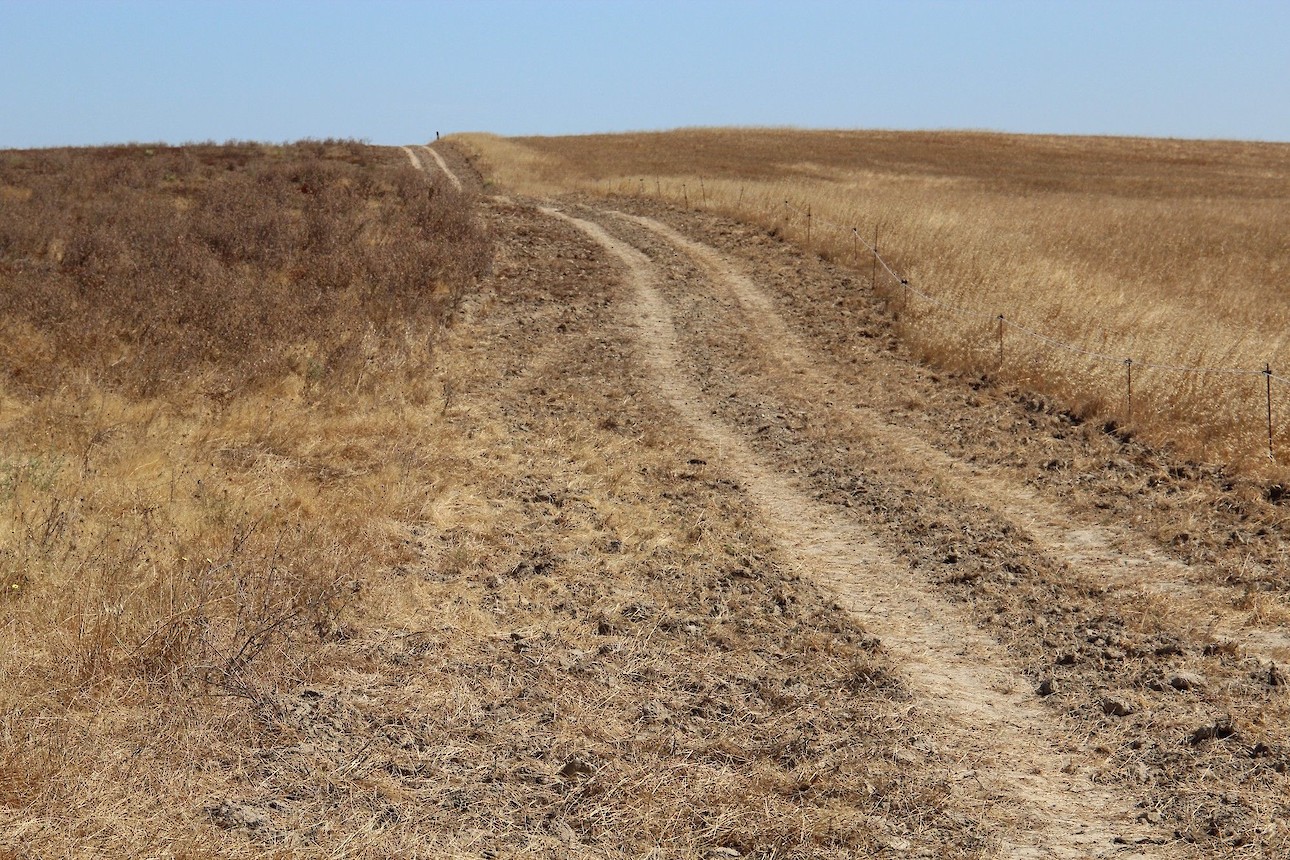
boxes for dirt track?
[322,143,1290,856]
[547,205,1165,857]
[20,139,1290,860]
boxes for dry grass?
[0,144,982,858]
[251,201,982,858]
[0,140,489,850]
[457,128,1290,477]
[0,141,485,395]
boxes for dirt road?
[401,142,463,192]
[548,205,1169,857]
[427,128,1290,852]
[421,143,463,191]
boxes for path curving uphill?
[545,205,1172,859]
[400,143,464,192]
[420,144,463,191]
[398,144,424,170]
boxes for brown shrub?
[0,140,490,397]
[0,140,489,701]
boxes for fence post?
[1266,363,1275,462]
[997,315,1005,369]
[871,224,879,292]
[699,177,706,205]
[683,183,688,208]
[901,278,909,310]
[1125,358,1134,425]
[806,205,812,246]
[655,178,661,197]
[852,227,859,265]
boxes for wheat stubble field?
[2,130,1289,858]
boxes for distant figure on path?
[435,131,440,141]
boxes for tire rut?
[614,211,1290,664]
[400,144,464,192]
[421,144,463,191]
[399,144,425,170]
[544,205,1176,859]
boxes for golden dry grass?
[0,144,986,858]
[0,140,490,851]
[457,128,1290,477]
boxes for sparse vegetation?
[0,140,489,851]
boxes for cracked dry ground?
[208,147,1290,858]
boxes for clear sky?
[2,0,1288,148]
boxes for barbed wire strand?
[642,177,1290,459]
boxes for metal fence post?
[1125,358,1134,425]
[1267,363,1275,461]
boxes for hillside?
[4,133,1290,857]
[463,129,1290,477]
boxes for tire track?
[544,205,1174,859]
[399,145,425,170]
[616,211,1290,663]
[420,144,463,191]
[400,144,464,193]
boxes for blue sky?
[2,0,1288,148]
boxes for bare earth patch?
[546,206,1166,857]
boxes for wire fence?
[609,177,1286,464]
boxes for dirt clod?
[1101,694,1137,717]
[1190,721,1237,744]
[208,800,273,833]
[1169,672,1207,691]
